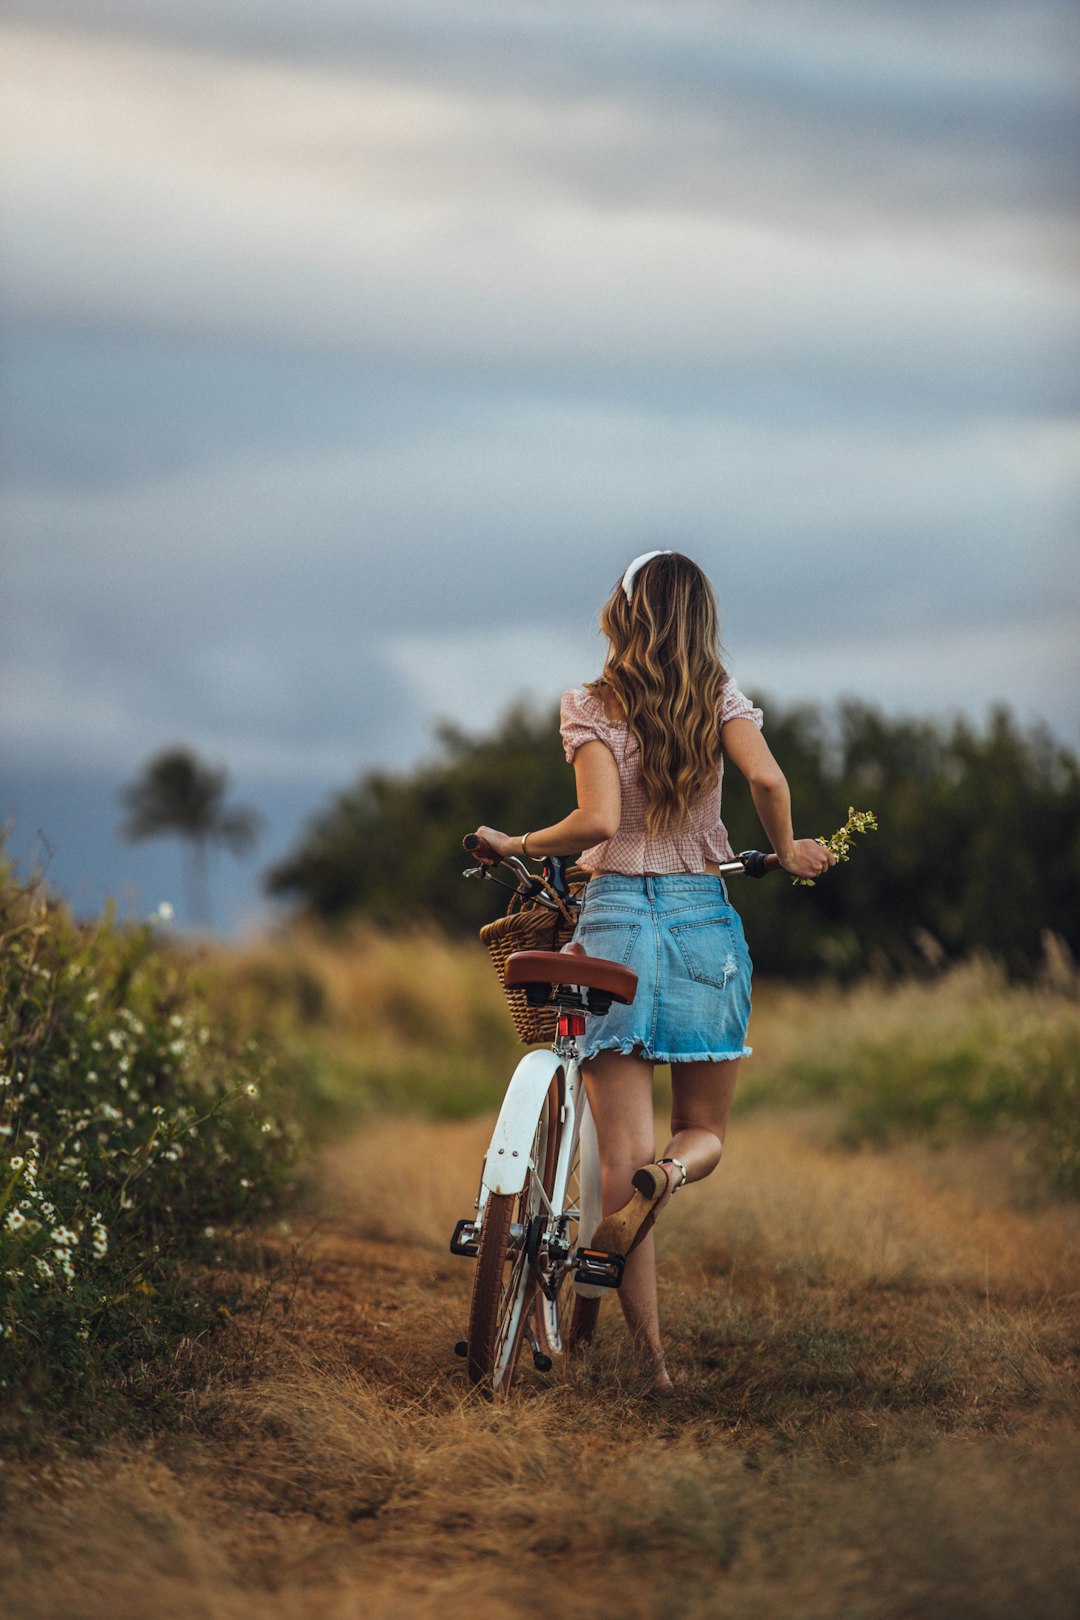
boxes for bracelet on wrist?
[521,830,534,859]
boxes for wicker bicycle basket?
[480,866,588,1044]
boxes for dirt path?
[4,1113,1079,1620]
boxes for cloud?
[3,24,1077,369]
[1,5,1077,808]
[4,394,1077,777]
[387,607,1080,748]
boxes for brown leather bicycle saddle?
[504,949,638,1005]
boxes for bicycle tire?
[467,1073,562,1395]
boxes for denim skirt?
[571,873,753,1063]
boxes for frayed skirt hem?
[576,1039,752,1063]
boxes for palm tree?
[120,749,262,929]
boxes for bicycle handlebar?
[462,834,782,887]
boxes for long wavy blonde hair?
[590,553,729,834]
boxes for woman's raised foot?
[590,1162,670,1258]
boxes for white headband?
[621,549,672,600]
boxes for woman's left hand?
[472,825,518,862]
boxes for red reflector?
[558,1013,587,1038]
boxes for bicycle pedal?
[573,1246,626,1289]
[449,1219,479,1258]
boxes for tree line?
[265,698,1080,979]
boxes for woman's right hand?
[470,826,515,863]
[778,838,836,879]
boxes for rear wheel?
[537,1108,579,1360]
[533,1114,602,1360]
[467,1072,563,1395]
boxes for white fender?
[483,1049,564,1195]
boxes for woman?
[473,551,833,1391]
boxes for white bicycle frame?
[471,1033,604,1378]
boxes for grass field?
[215,927,1080,1197]
[3,924,1078,1617]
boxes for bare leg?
[657,1058,742,1208]
[582,1051,673,1389]
[582,1055,742,1391]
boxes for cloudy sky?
[2,0,1078,931]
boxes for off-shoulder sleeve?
[720,679,764,730]
[560,688,612,763]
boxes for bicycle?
[450,838,779,1397]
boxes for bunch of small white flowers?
[792,806,879,887]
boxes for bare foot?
[650,1366,675,1396]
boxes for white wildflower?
[244,1083,258,1099]
[155,901,174,922]
[5,1210,26,1231]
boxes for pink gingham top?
[560,681,764,874]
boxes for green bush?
[0,867,300,1422]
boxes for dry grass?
[209,930,1080,1195]
[5,1106,1078,1619]
[206,923,519,1123]
[740,959,1080,1194]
